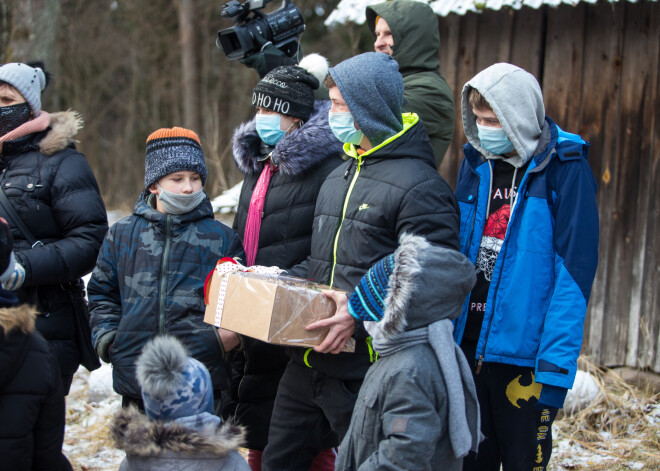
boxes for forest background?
[0,0,369,209]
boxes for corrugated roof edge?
[324,0,656,26]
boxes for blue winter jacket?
[88,191,244,398]
[453,117,599,390]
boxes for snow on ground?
[63,364,659,470]
[64,366,124,470]
[66,209,658,469]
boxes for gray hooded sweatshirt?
[462,63,546,168]
[336,234,481,471]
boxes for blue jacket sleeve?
[535,155,599,390]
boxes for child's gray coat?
[336,234,481,470]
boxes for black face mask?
[0,103,32,137]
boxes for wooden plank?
[509,6,544,81]
[572,2,625,365]
[474,8,514,69]
[620,0,657,369]
[598,0,656,367]
[636,1,660,372]
[542,3,586,132]
[438,13,463,183]
[440,11,480,186]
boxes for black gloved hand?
[240,42,297,78]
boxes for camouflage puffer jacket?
[88,191,244,398]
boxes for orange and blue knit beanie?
[144,127,207,188]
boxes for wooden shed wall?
[437,0,660,371]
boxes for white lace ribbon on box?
[213,259,283,327]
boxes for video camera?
[217,0,305,61]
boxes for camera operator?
[218,0,304,78]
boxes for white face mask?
[155,184,206,214]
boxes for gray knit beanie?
[144,127,207,188]
[252,65,319,120]
[328,52,404,147]
[0,63,47,115]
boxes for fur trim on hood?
[232,100,342,177]
[111,407,246,457]
[0,304,37,335]
[38,111,83,156]
[379,233,427,336]
[367,234,476,338]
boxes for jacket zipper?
[471,162,494,374]
[329,156,362,287]
[158,215,172,334]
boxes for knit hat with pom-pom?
[144,127,207,188]
[251,54,328,121]
[137,336,214,421]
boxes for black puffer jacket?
[232,100,344,267]
[0,111,108,392]
[0,300,67,471]
[288,114,460,380]
[229,100,343,450]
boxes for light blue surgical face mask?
[256,113,286,146]
[477,123,515,155]
[328,111,364,145]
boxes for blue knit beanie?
[144,127,207,188]
[0,62,47,115]
[328,52,404,146]
[137,336,214,421]
[348,253,396,322]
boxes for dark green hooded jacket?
[366,0,455,167]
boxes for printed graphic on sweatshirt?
[463,160,526,345]
[475,203,511,281]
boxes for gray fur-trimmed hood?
[232,100,342,177]
[38,111,83,156]
[368,234,476,338]
[111,407,245,457]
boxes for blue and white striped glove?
[4,261,25,291]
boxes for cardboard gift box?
[204,261,355,352]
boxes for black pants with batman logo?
[461,342,559,471]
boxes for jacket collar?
[232,100,342,177]
[111,407,245,457]
[0,303,36,335]
[343,113,435,170]
[1,111,82,157]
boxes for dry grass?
[63,370,124,471]
[63,360,660,471]
[550,357,660,470]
